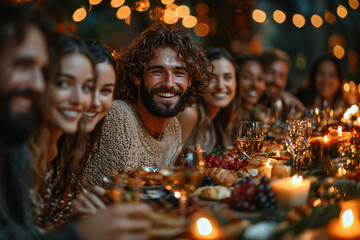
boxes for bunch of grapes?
[225,177,276,212]
[200,176,215,187]
[204,152,249,171]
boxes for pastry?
[195,185,231,200]
[205,167,238,187]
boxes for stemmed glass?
[159,166,204,224]
[236,121,264,163]
[284,120,312,173]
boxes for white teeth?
[247,91,258,97]
[63,110,78,118]
[85,112,97,117]
[214,93,227,98]
[157,92,176,98]
[13,96,32,109]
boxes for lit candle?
[271,174,311,210]
[190,215,222,239]
[271,162,291,178]
[258,162,273,179]
[328,200,360,240]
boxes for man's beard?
[0,88,42,146]
[139,81,188,118]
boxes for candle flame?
[174,191,181,199]
[324,135,328,143]
[313,199,322,207]
[196,217,213,236]
[338,126,343,136]
[315,108,319,115]
[265,162,270,167]
[342,209,354,228]
[292,174,303,184]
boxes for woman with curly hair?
[177,48,240,153]
[83,23,212,187]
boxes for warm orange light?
[338,126,343,136]
[337,5,348,18]
[349,0,359,9]
[324,135,328,143]
[110,0,124,8]
[161,0,174,5]
[72,7,87,22]
[344,83,350,92]
[311,14,323,28]
[293,14,305,28]
[116,5,131,19]
[325,11,336,24]
[165,185,171,191]
[313,199,322,207]
[174,191,181,199]
[135,0,150,12]
[342,209,354,227]
[273,10,286,24]
[292,174,303,185]
[163,9,178,24]
[149,6,163,20]
[196,2,209,15]
[333,45,345,59]
[176,5,190,18]
[194,23,209,37]
[89,0,102,5]
[252,9,267,23]
[196,218,213,236]
[182,15,197,28]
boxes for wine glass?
[236,121,264,163]
[284,120,312,173]
[159,166,204,224]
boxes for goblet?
[236,121,264,163]
[284,120,312,173]
[159,166,204,223]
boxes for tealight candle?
[190,213,222,239]
[271,174,311,210]
[271,162,291,178]
[258,162,273,179]
[328,200,360,240]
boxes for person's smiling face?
[85,62,115,132]
[202,57,237,114]
[239,60,265,106]
[315,60,340,102]
[137,47,191,118]
[48,52,95,134]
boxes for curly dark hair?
[115,22,212,107]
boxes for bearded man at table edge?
[82,23,212,188]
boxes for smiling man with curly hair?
[83,23,212,187]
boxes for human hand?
[75,203,152,240]
[73,186,108,217]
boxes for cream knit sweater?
[83,100,182,188]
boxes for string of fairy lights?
[251,0,359,60]
[72,0,213,37]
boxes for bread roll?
[199,186,231,200]
[205,168,238,187]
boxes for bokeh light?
[333,45,345,59]
[194,23,209,37]
[273,10,286,24]
[165,3,178,11]
[182,15,197,28]
[110,0,124,8]
[149,6,163,20]
[116,5,131,20]
[196,2,209,15]
[295,54,307,70]
[311,14,323,28]
[337,5,348,18]
[89,0,102,5]
[135,0,150,12]
[176,5,190,18]
[73,7,87,22]
[292,13,306,28]
[325,11,336,24]
[252,9,266,23]
[161,0,174,5]
[163,9,179,24]
[349,0,359,9]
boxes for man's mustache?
[150,87,183,95]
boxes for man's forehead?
[146,47,186,68]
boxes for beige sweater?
[83,100,182,188]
